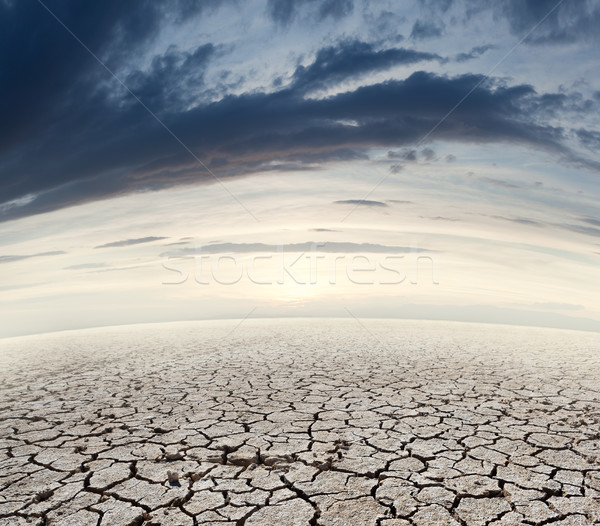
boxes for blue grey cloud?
[410,20,444,40]
[496,0,600,45]
[292,40,443,93]
[576,128,600,149]
[563,224,600,238]
[492,216,542,226]
[581,217,600,227]
[455,44,495,62]
[266,0,353,25]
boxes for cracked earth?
[0,319,599,526]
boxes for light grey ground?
[0,319,599,526]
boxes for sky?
[1,0,599,337]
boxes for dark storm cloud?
[95,237,168,249]
[0,64,580,223]
[0,251,66,264]
[334,200,388,207]
[266,0,353,25]
[0,2,597,222]
[0,0,226,157]
[0,0,227,216]
[292,40,442,92]
[1,67,586,221]
[125,44,216,111]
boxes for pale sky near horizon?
[1,0,599,337]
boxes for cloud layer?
[0,0,598,224]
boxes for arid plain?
[1,319,599,526]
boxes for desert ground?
[0,319,599,526]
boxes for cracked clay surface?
[0,319,599,526]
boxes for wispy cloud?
[492,216,542,226]
[421,216,459,221]
[334,199,388,207]
[95,236,167,249]
[532,302,584,311]
[479,177,521,189]
[563,224,600,238]
[64,262,107,270]
[162,241,433,257]
[164,241,191,246]
[580,216,600,227]
[87,264,150,274]
[454,44,495,62]
[0,281,48,291]
[0,250,66,264]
